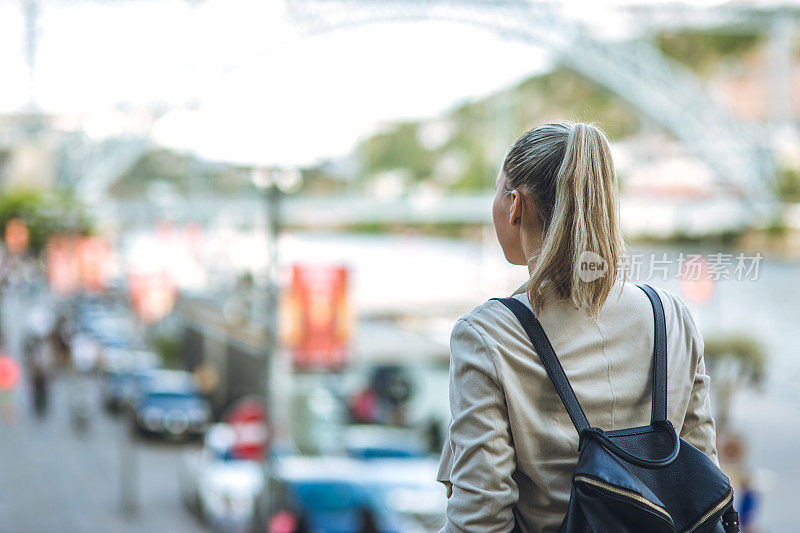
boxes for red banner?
[46,234,111,295]
[283,264,352,371]
[4,218,29,255]
[128,269,177,324]
[46,234,79,295]
[76,236,111,292]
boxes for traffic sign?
[222,396,269,461]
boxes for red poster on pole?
[46,234,112,294]
[283,264,351,371]
[4,218,29,255]
[76,236,111,292]
[46,234,79,295]
[128,269,177,324]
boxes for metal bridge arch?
[287,0,774,204]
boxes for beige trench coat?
[436,277,719,533]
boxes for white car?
[178,424,264,532]
[356,457,446,532]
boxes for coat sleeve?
[436,423,454,498]
[672,295,720,467]
[439,317,519,533]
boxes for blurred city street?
[1,0,800,531]
[0,378,205,533]
[0,286,205,533]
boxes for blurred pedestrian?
[739,473,759,532]
[27,335,54,419]
[349,387,378,424]
[31,364,48,418]
[371,365,412,426]
[0,352,20,422]
[425,418,443,454]
[69,331,99,373]
[356,505,379,533]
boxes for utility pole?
[251,167,302,519]
[21,0,42,137]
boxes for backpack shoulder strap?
[636,283,668,423]
[490,296,590,433]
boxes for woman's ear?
[509,189,523,226]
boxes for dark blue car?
[103,369,152,412]
[131,370,211,440]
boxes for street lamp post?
[251,166,302,521]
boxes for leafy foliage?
[704,333,766,388]
[359,122,435,183]
[774,166,800,202]
[151,332,182,370]
[353,67,641,194]
[704,332,766,431]
[0,188,93,255]
[109,149,247,198]
[656,31,763,74]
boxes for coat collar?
[511,278,529,296]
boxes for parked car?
[343,424,429,460]
[341,362,450,454]
[342,425,445,531]
[359,458,445,532]
[131,370,211,439]
[75,306,137,350]
[101,348,160,374]
[179,424,264,532]
[100,351,161,413]
[257,456,426,533]
[102,367,155,413]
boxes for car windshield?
[144,392,197,403]
[289,481,383,513]
[347,447,426,460]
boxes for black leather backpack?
[490,283,740,533]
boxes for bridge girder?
[286,0,775,207]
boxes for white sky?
[0,0,762,166]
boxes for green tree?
[774,166,800,202]
[656,31,763,74]
[358,122,436,184]
[704,334,766,432]
[0,188,93,255]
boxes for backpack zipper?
[684,487,734,533]
[576,474,734,533]
[574,475,673,523]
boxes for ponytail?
[502,121,625,318]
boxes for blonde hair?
[502,121,626,318]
